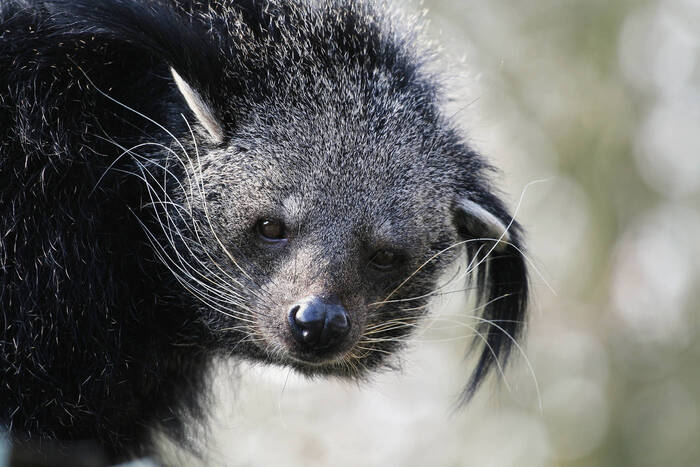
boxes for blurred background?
[199,1,700,466]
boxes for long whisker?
[378,178,555,306]
[370,244,485,308]
[468,315,542,412]
[104,139,260,306]
[77,65,269,318]
[129,161,261,320]
[183,115,258,284]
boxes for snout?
[287,296,351,357]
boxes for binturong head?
[60,0,529,401]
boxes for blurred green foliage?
[422,0,700,465]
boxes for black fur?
[0,0,529,461]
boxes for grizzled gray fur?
[0,0,528,462]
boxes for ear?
[455,198,512,250]
[171,68,224,144]
[453,194,529,403]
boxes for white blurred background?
[199,1,700,465]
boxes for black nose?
[288,296,351,350]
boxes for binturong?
[0,0,529,462]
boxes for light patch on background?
[619,3,700,97]
[622,381,700,466]
[543,378,608,461]
[522,177,591,294]
[634,98,700,199]
[531,330,608,390]
[456,411,550,467]
[620,2,700,198]
[611,205,700,346]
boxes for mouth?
[280,342,374,377]
[285,342,355,368]
[285,344,354,367]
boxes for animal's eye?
[256,219,287,242]
[370,249,401,270]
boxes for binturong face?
[177,98,462,376]
[153,62,529,400]
[126,0,529,401]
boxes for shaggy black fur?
[0,0,529,462]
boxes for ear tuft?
[456,198,511,250]
[171,68,224,144]
[454,196,529,404]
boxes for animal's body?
[0,0,528,462]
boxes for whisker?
[132,176,260,321]
[468,315,542,412]
[184,115,258,285]
[133,160,256,304]
[77,66,269,320]
[376,178,555,307]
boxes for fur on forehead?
[48,0,437,131]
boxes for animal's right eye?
[370,249,402,270]
[256,219,287,243]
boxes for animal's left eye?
[370,249,401,270]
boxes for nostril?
[324,308,350,340]
[288,303,324,345]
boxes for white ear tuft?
[170,68,224,144]
[457,198,511,250]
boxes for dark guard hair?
[0,0,529,461]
